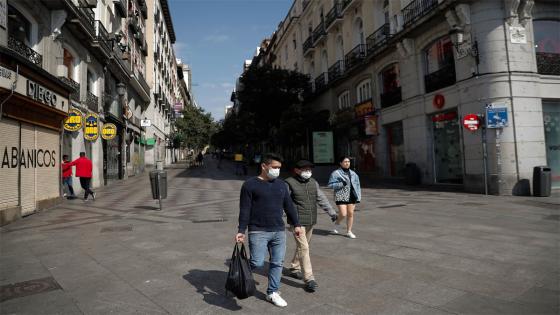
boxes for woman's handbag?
[225,242,256,299]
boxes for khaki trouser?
[290,226,314,282]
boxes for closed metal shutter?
[35,127,59,203]
[20,123,36,215]
[0,119,20,210]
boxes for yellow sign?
[101,123,117,140]
[84,113,99,141]
[63,108,83,132]
[234,154,243,162]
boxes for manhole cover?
[191,219,227,223]
[100,225,133,233]
[544,215,560,221]
[0,277,61,302]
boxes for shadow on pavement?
[182,270,242,311]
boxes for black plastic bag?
[225,242,256,299]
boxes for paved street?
[1,157,559,315]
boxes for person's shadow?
[182,269,242,311]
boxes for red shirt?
[71,156,93,178]
[62,161,73,178]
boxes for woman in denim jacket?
[327,156,361,238]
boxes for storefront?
[386,122,405,177]
[354,100,377,173]
[103,113,124,185]
[0,55,72,225]
[543,100,560,188]
[431,110,463,184]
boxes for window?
[356,79,371,103]
[87,70,96,95]
[63,49,75,80]
[338,90,350,110]
[380,63,400,93]
[293,34,297,50]
[534,20,560,54]
[425,36,454,74]
[8,5,31,46]
[354,18,365,46]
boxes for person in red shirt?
[61,155,76,199]
[71,152,95,201]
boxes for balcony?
[314,73,328,93]
[325,2,344,31]
[77,0,95,30]
[312,22,327,45]
[341,0,360,14]
[86,91,99,112]
[402,0,438,27]
[58,77,80,102]
[366,23,391,55]
[424,63,456,93]
[328,60,345,83]
[302,0,311,11]
[380,87,402,109]
[303,35,314,56]
[93,20,112,55]
[7,36,42,67]
[536,52,560,75]
[113,0,126,17]
[344,44,366,71]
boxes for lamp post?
[116,82,127,179]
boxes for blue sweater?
[238,176,300,233]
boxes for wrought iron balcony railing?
[536,52,560,75]
[366,23,391,55]
[325,2,344,29]
[402,0,438,27]
[7,36,42,67]
[59,76,80,102]
[77,0,95,29]
[303,35,314,54]
[380,86,402,109]
[312,22,326,44]
[344,44,366,71]
[86,91,99,112]
[341,0,354,12]
[424,63,456,93]
[302,0,311,11]
[328,60,344,83]
[93,20,112,53]
[314,72,328,93]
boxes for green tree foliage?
[173,105,216,150]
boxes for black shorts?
[336,194,359,205]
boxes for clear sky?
[168,0,293,121]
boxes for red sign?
[463,114,480,131]
[432,111,457,122]
[433,94,445,109]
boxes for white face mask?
[267,167,280,179]
[300,170,312,180]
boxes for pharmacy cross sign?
[463,114,480,131]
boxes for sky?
[168,0,293,121]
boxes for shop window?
[534,20,560,75]
[380,63,402,108]
[356,79,371,104]
[424,36,456,93]
[431,110,463,184]
[338,90,350,110]
[542,101,560,188]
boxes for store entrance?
[431,111,463,184]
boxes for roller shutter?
[0,119,20,210]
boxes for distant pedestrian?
[61,155,76,199]
[328,156,361,238]
[285,159,337,293]
[197,152,204,166]
[71,152,95,201]
[235,153,302,308]
[234,153,244,175]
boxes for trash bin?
[533,166,551,197]
[149,170,168,199]
[405,163,421,185]
[156,160,164,170]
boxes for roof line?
[160,0,176,43]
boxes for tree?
[174,105,216,151]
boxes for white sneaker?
[332,223,341,234]
[346,231,356,239]
[266,291,287,307]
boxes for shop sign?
[354,101,374,118]
[84,113,99,141]
[101,123,117,140]
[27,80,57,107]
[2,147,56,168]
[312,131,334,164]
[432,111,457,122]
[433,94,445,109]
[63,108,84,132]
[463,114,480,131]
[364,115,378,136]
[486,105,508,128]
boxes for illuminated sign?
[101,123,117,140]
[63,108,83,132]
[354,101,374,118]
[84,113,99,141]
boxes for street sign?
[141,119,151,127]
[463,114,480,131]
[486,105,508,128]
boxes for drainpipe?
[0,65,19,121]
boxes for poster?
[312,131,334,164]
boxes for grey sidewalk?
[1,157,559,314]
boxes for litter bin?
[533,166,551,197]
[156,160,164,170]
[405,163,421,185]
[149,170,168,199]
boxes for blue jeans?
[248,231,286,295]
[63,177,75,196]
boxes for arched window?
[336,35,344,61]
[338,90,350,110]
[353,18,365,46]
[356,78,372,103]
[63,48,81,82]
[321,50,329,74]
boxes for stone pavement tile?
[436,272,534,301]
[441,292,555,315]
[381,247,447,264]
[73,290,168,315]
[514,286,560,314]
[429,254,511,278]
[0,260,51,287]
[0,288,81,314]
[294,303,357,315]
[404,284,467,307]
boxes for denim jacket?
[327,168,361,202]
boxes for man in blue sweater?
[235,153,302,308]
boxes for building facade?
[256,0,559,195]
